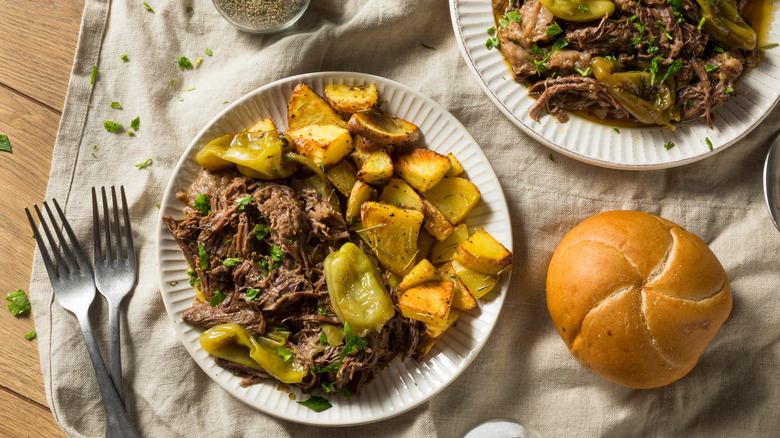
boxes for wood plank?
[0,0,84,110]
[0,85,59,407]
[0,387,65,438]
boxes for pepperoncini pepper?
[199,323,306,383]
[591,57,677,129]
[696,0,756,50]
[323,243,396,337]
[538,0,615,22]
[195,131,296,179]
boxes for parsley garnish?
[222,258,241,267]
[6,290,31,315]
[725,87,734,95]
[134,158,152,168]
[420,43,436,50]
[0,135,12,153]
[578,4,590,13]
[24,329,36,341]
[311,362,341,373]
[575,66,591,77]
[198,242,209,271]
[194,194,210,214]
[186,86,196,92]
[316,307,327,316]
[169,78,175,87]
[274,327,287,332]
[143,2,155,13]
[760,43,779,50]
[236,195,252,211]
[188,268,198,286]
[486,37,500,50]
[177,56,193,69]
[498,10,522,28]
[705,64,719,73]
[177,96,184,102]
[525,35,568,75]
[297,396,332,412]
[121,54,129,62]
[277,347,294,362]
[209,290,224,307]
[319,333,328,345]
[186,6,193,13]
[104,121,122,132]
[613,128,621,134]
[697,17,706,31]
[245,288,261,300]
[270,245,284,265]
[90,66,98,85]
[255,223,270,240]
[548,153,555,162]
[663,141,675,150]
[339,322,367,360]
[660,60,683,84]
[705,137,713,150]
[546,22,563,36]
[110,102,122,109]
[131,116,140,131]
[258,259,269,276]
[711,42,726,53]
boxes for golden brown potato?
[361,201,425,274]
[395,149,452,193]
[324,84,379,113]
[416,229,436,264]
[422,200,454,241]
[399,259,440,292]
[452,228,513,275]
[325,160,358,197]
[437,262,477,310]
[357,150,393,185]
[347,109,420,145]
[379,177,423,211]
[422,177,481,225]
[429,223,469,264]
[346,180,376,224]
[452,260,499,299]
[248,118,277,133]
[425,308,460,339]
[287,84,347,129]
[398,281,454,327]
[446,152,464,177]
[351,146,372,169]
[287,124,354,167]
[355,135,387,153]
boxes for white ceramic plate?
[450,0,780,169]
[156,72,513,426]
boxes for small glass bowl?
[211,0,310,34]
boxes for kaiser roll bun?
[546,210,731,389]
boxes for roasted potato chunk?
[347,109,420,145]
[346,180,376,224]
[248,118,277,133]
[325,160,358,196]
[429,223,469,264]
[399,259,440,292]
[422,199,454,241]
[416,229,436,264]
[452,228,513,275]
[324,84,379,113]
[446,153,464,177]
[360,201,424,275]
[379,177,423,211]
[355,135,390,154]
[425,308,460,338]
[357,150,393,185]
[287,124,354,167]
[398,281,454,327]
[395,149,452,193]
[422,177,481,225]
[351,146,372,169]
[437,262,477,311]
[452,260,499,299]
[287,84,347,129]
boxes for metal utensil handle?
[76,310,139,438]
[109,300,125,404]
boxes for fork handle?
[76,311,139,438]
[108,300,126,404]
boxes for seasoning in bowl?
[212,0,310,34]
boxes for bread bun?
[546,210,731,389]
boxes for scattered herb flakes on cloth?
[6,290,31,316]
[177,56,193,69]
[104,120,123,132]
[143,1,155,13]
[131,116,140,131]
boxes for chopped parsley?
[575,66,591,77]
[663,141,676,150]
[104,120,122,133]
[297,396,332,412]
[277,346,294,362]
[187,268,198,286]
[498,10,522,28]
[578,4,590,13]
[6,290,31,316]
[90,66,98,85]
[270,245,285,265]
[725,87,735,95]
[209,290,224,307]
[177,56,193,69]
[169,78,175,87]
[236,195,253,211]
[659,60,683,84]
[131,116,140,131]
[186,6,193,13]
[245,288,261,300]
[486,37,500,50]
[316,307,327,316]
[169,281,178,286]
[705,137,713,150]
[194,194,211,214]
[546,22,563,36]
[705,64,719,73]
[0,134,12,153]
[143,2,155,13]
[121,54,129,62]
[419,43,436,50]
[24,329,37,341]
[222,258,241,267]
[613,128,621,134]
[186,86,196,92]
[548,153,555,162]
[255,223,270,240]
[134,158,152,168]
[198,242,209,271]
[526,35,569,75]
[697,17,706,31]
[110,101,122,109]
[339,322,367,360]
[311,362,341,373]
[177,96,184,102]
[319,333,328,345]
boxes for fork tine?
[120,186,135,264]
[111,186,123,259]
[26,207,59,280]
[101,187,113,260]
[52,198,93,274]
[92,187,102,261]
[43,201,79,271]
[34,204,71,276]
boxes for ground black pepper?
[213,0,308,33]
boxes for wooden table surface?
[0,1,84,436]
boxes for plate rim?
[449,0,780,170]
[155,71,514,426]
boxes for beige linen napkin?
[30,0,780,436]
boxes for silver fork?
[92,186,136,408]
[26,200,139,438]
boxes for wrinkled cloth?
[30,0,780,436]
